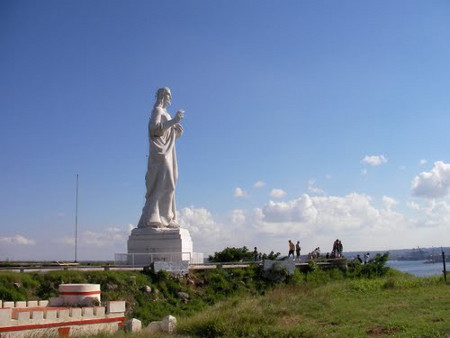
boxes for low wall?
[0,285,125,338]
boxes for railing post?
[442,249,447,282]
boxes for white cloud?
[262,194,317,223]
[57,236,75,246]
[382,196,398,210]
[411,161,450,198]
[230,209,246,225]
[407,201,420,211]
[84,227,130,246]
[253,181,265,189]
[165,186,450,254]
[257,193,410,237]
[419,159,427,166]
[0,235,36,245]
[270,189,287,198]
[308,179,324,194]
[56,226,132,247]
[234,187,248,198]
[42,186,450,260]
[178,207,237,253]
[180,196,450,254]
[362,154,388,166]
[425,200,450,227]
[179,207,216,230]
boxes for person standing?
[288,240,295,259]
[364,252,370,264]
[253,247,259,261]
[337,239,343,258]
[295,241,301,260]
[332,239,338,257]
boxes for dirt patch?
[367,326,400,336]
[317,321,339,326]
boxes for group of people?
[308,240,345,260]
[290,239,345,261]
[255,239,373,264]
[355,252,371,264]
[288,240,302,260]
[331,239,343,258]
[308,247,321,260]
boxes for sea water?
[387,260,446,277]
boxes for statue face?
[163,90,172,106]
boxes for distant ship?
[424,248,444,264]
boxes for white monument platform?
[126,227,202,265]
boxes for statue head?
[154,87,172,108]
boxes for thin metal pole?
[442,248,447,283]
[75,174,79,263]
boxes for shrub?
[208,247,254,262]
[0,286,26,301]
[261,251,281,260]
[209,246,281,262]
[359,253,390,278]
[287,269,305,285]
[0,272,40,300]
[347,252,390,278]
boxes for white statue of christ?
[137,87,184,228]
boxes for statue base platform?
[127,227,202,265]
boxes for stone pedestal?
[127,227,193,265]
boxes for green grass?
[1,262,450,337]
[0,266,269,326]
[175,272,450,337]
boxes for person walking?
[288,240,295,259]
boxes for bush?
[287,269,305,285]
[208,247,254,262]
[0,272,41,300]
[347,253,390,278]
[209,246,281,262]
[359,253,390,278]
[261,251,281,260]
[0,286,26,301]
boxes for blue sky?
[2,0,450,260]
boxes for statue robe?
[137,107,181,228]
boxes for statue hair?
[154,87,170,108]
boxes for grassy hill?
[176,271,450,337]
[0,256,449,337]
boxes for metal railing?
[114,252,204,265]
